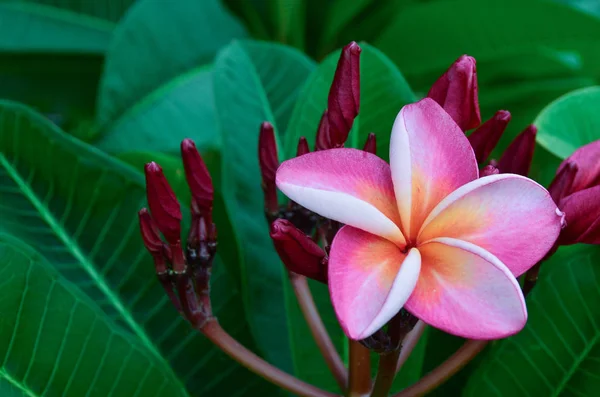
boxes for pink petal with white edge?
[389,98,478,241]
[418,174,562,277]
[329,226,420,340]
[405,238,527,339]
[276,148,405,245]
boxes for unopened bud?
[144,162,182,245]
[328,42,361,147]
[428,55,481,131]
[558,186,600,245]
[549,161,578,204]
[480,164,500,177]
[181,139,213,216]
[270,219,327,283]
[258,122,279,215]
[315,110,332,151]
[468,110,511,163]
[296,137,310,157]
[496,125,537,176]
[363,133,376,154]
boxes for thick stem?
[290,273,348,390]
[392,340,487,397]
[396,321,427,374]
[347,340,372,397]
[202,320,340,397]
[370,350,400,397]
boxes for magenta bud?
[144,162,182,245]
[181,139,213,215]
[558,186,600,245]
[270,219,327,283]
[363,133,376,154]
[138,208,163,254]
[496,125,537,176]
[428,55,481,131]
[556,139,600,194]
[480,164,500,177]
[296,137,310,157]
[258,122,279,214]
[468,110,511,163]
[549,161,578,204]
[327,42,361,147]
[315,110,332,151]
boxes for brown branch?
[396,321,427,374]
[347,340,372,397]
[290,273,348,390]
[202,320,340,397]
[391,340,488,397]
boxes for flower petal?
[390,98,478,240]
[329,226,420,340]
[418,174,562,277]
[406,238,527,339]
[276,148,405,245]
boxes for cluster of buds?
[139,139,217,328]
[428,55,537,178]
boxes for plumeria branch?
[289,272,348,389]
[395,321,427,374]
[347,340,372,397]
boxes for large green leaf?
[283,42,416,161]
[535,86,600,159]
[214,40,316,373]
[96,0,247,128]
[2,0,136,22]
[464,244,600,396]
[0,2,112,53]
[0,101,276,396]
[0,236,186,396]
[95,65,218,155]
[376,0,600,81]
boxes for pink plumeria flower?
[276,98,563,340]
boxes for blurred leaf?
[535,86,600,159]
[271,0,306,50]
[2,0,137,22]
[214,40,315,373]
[96,0,247,128]
[0,101,277,396]
[376,0,600,81]
[95,65,218,155]
[0,2,112,53]
[284,42,416,161]
[0,235,186,396]
[464,244,600,396]
[551,0,600,17]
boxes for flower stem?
[347,340,372,396]
[201,320,340,397]
[290,272,348,390]
[391,340,487,397]
[396,321,427,374]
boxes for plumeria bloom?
[276,98,563,340]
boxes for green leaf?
[535,86,600,159]
[284,42,416,161]
[270,0,306,50]
[96,0,247,127]
[464,244,600,396]
[0,101,277,396]
[214,40,315,372]
[2,0,136,22]
[0,235,186,396]
[0,2,112,53]
[95,65,219,155]
[375,0,600,81]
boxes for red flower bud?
[258,122,279,214]
[315,110,332,151]
[549,161,578,204]
[496,125,537,176]
[557,140,600,194]
[558,185,600,245]
[428,55,481,131]
[328,42,361,147]
[181,139,213,215]
[144,162,181,245]
[270,219,327,283]
[363,133,376,154]
[468,110,511,163]
[480,164,500,177]
[296,137,310,157]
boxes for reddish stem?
[290,273,348,390]
[396,321,427,374]
[201,320,340,397]
[347,340,372,397]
